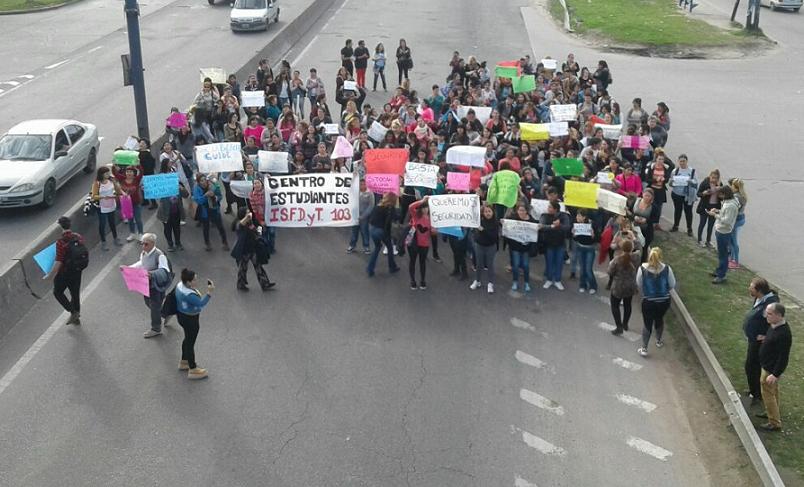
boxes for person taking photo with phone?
[175,269,213,380]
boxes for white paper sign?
[594,123,623,140]
[541,59,558,70]
[332,136,354,159]
[429,194,481,228]
[241,91,265,108]
[549,104,577,122]
[446,145,486,168]
[196,142,243,173]
[573,223,593,237]
[457,105,492,125]
[199,67,226,84]
[529,198,566,220]
[264,173,360,227]
[502,219,540,244]
[258,150,289,174]
[404,162,439,189]
[367,121,388,142]
[672,175,690,187]
[595,172,615,184]
[548,121,569,137]
[596,189,627,216]
[229,180,254,199]
[123,136,140,151]
[343,80,358,91]
[323,123,340,135]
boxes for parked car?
[761,0,802,11]
[0,119,100,208]
[229,0,279,31]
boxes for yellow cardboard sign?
[520,123,550,141]
[564,181,600,209]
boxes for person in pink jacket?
[614,163,642,197]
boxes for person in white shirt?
[126,233,172,338]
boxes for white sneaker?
[137,233,143,242]
[637,347,649,357]
[579,288,586,293]
[382,246,388,255]
[126,233,137,242]
[543,280,553,289]
[162,315,175,327]
[656,340,665,348]
[469,280,481,290]
[143,329,162,338]
[589,289,597,295]
[393,245,399,255]
[487,283,494,294]
[554,282,565,291]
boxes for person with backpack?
[126,233,174,338]
[636,247,676,357]
[43,216,88,326]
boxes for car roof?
[7,119,82,135]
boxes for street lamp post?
[124,0,150,141]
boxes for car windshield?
[234,0,266,9]
[0,134,52,161]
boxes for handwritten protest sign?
[619,135,650,150]
[323,123,340,135]
[343,80,357,92]
[196,142,243,173]
[446,171,470,191]
[573,223,593,237]
[520,123,550,141]
[594,123,623,139]
[595,171,615,184]
[548,122,569,137]
[564,181,600,209]
[33,242,56,274]
[143,173,179,199]
[258,150,289,174]
[446,145,486,168]
[502,219,540,244]
[671,174,690,187]
[113,150,140,166]
[541,58,558,70]
[199,67,226,84]
[120,266,150,297]
[550,104,578,122]
[364,148,408,174]
[241,90,264,108]
[332,136,354,159]
[367,121,388,142]
[551,158,584,177]
[596,189,627,215]
[166,112,187,129]
[123,136,140,151]
[404,162,439,189]
[365,174,400,195]
[457,105,492,125]
[230,180,254,199]
[429,194,480,228]
[529,199,566,220]
[495,65,519,78]
[512,75,536,94]
[264,174,359,227]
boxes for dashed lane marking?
[597,321,640,342]
[513,426,567,456]
[19,75,34,79]
[615,394,657,413]
[1,81,20,86]
[44,59,70,70]
[87,46,104,54]
[626,436,673,461]
[520,389,565,416]
[510,318,549,338]
[612,356,643,372]
[515,350,545,369]
[514,475,539,486]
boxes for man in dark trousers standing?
[742,277,778,405]
[340,39,354,76]
[757,302,793,432]
[44,216,88,326]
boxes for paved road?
[0,0,757,485]
[0,0,315,262]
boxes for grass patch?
[0,0,67,11]
[559,0,746,46]
[655,231,804,482]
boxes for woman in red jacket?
[406,196,432,290]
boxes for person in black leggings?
[396,38,412,85]
[695,169,722,248]
[175,268,213,380]
[608,239,640,335]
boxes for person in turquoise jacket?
[175,268,213,380]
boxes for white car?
[761,0,802,11]
[230,0,279,32]
[0,119,100,208]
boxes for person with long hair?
[91,166,122,250]
[539,201,571,290]
[636,247,676,357]
[696,169,722,248]
[405,197,432,290]
[505,203,537,292]
[669,154,696,236]
[608,239,640,335]
[470,204,498,294]
[632,188,658,262]
[396,38,412,85]
[572,210,598,294]
[367,192,400,277]
[710,186,739,284]
[230,208,274,291]
[728,178,747,269]
[175,268,213,380]
[192,174,229,251]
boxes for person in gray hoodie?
[348,179,375,254]
[710,186,739,284]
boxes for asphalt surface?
[0,0,761,485]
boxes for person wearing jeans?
[505,204,537,292]
[539,202,571,290]
[91,166,122,251]
[406,198,431,290]
[175,268,213,380]
[372,43,387,91]
[193,175,229,252]
[158,186,186,252]
[669,155,696,235]
[710,186,738,284]
[367,193,399,277]
[348,180,375,254]
[572,210,598,293]
[469,205,498,294]
[728,178,747,268]
[636,247,676,357]
[696,169,722,247]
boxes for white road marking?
[596,295,611,305]
[514,475,539,487]
[520,389,564,416]
[515,350,546,369]
[290,0,350,66]
[597,321,640,342]
[616,394,657,413]
[0,213,158,397]
[1,81,20,86]
[612,357,643,371]
[519,428,566,456]
[626,436,673,461]
[87,46,104,54]
[594,270,608,280]
[44,59,71,70]
[0,89,4,94]
[19,75,35,79]
[511,317,535,331]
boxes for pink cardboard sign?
[619,135,650,150]
[365,173,400,195]
[446,171,471,191]
[121,266,150,297]
[166,112,188,129]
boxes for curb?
[670,289,785,487]
[0,0,84,15]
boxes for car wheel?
[795,7,801,11]
[83,148,97,174]
[41,179,57,208]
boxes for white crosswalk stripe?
[626,436,673,461]
[520,389,565,416]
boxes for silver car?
[0,119,100,208]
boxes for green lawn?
[655,231,804,482]
[0,0,67,11]
[555,0,746,46]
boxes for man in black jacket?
[757,302,793,432]
[742,277,779,405]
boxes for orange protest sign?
[364,148,409,175]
